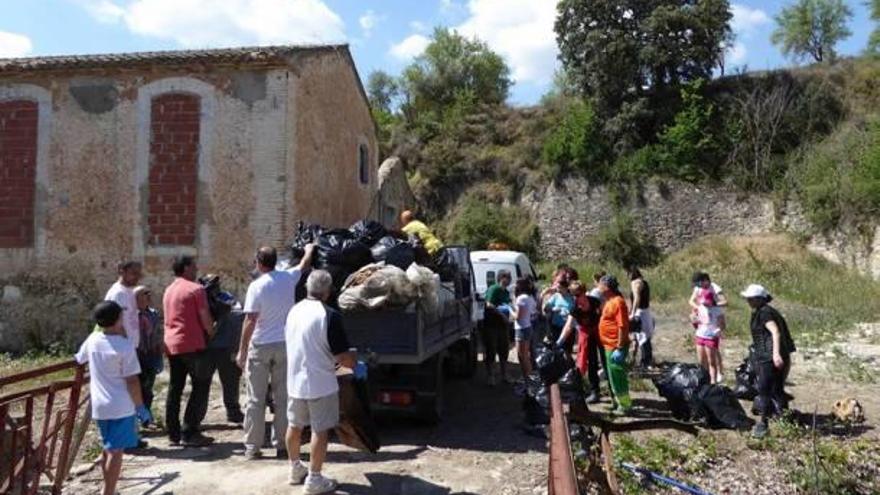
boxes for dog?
[832,397,865,425]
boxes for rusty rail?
[0,360,90,495]
[547,384,578,495]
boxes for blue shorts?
[514,326,533,342]
[96,415,139,451]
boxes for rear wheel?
[445,332,477,379]
[415,354,445,424]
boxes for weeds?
[829,347,877,384]
[613,433,719,493]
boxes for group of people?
[481,265,796,437]
[75,246,358,495]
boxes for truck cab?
[470,250,539,299]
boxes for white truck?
[470,250,540,299]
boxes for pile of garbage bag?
[198,273,238,320]
[654,363,752,430]
[522,343,587,427]
[336,261,443,314]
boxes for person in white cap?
[741,284,796,439]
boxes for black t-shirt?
[325,306,351,355]
[750,304,796,361]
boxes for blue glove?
[136,404,153,426]
[610,348,626,365]
[354,361,368,380]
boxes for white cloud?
[359,10,384,38]
[0,31,33,58]
[409,20,429,33]
[731,4,771,34]
[456,0,558,85]
[389,34,430,61]
[726,41,748,65]
[77,0,345,47]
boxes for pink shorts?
[694,336,719,349]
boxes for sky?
[0,0,874,105]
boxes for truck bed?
[344,298,473,365]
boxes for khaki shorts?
[287,393,339,433]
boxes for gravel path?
[64,367,548,495]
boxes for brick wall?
[147,93,200,246]
[0,100,38,248]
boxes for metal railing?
[547,384,579,495]
[0,360,90,495]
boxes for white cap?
[740,284,770,299]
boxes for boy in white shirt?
[75,301,151,495]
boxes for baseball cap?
[740,284,770,299]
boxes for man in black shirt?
[742,284,796,438]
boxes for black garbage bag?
[535,385,550,410]
[432,248,458,282]
[317,229,373,271]
[536,344,573,385]
[289,222,325,259]
[371,236,416,270]
[693,384,753,430]
[559,368,585,396]
[654,363,710,421]
[733,353,758,400]
[349,219,387,247]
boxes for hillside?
[385,57,880,268]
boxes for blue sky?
[0,1,874,105]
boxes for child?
[134,286,163,423]
[510,278,537,378]
[75,301,152,495]
[694,288,726,384]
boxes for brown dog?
[832,398,865,424]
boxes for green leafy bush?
[541,98,605,180]
[585,213,662,269]
[788,119,880,234]
[655,79,723,181]
[444,196,539,258]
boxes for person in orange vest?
[597,275,632,414]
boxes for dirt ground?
[63,363,548,495]
[62,309,879,495]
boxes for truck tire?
[445,334,477,379]
[416,354,445,424]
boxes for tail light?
[377,390,414,407]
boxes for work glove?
[136,404,153,426]
[610,348,626,365]
[354,361,368,380]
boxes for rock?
[2,285,22,303]
[70,463,96,476]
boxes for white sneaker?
[288,460,308,485]
[716,372,724,383]
[304,473,338,494]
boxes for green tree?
[541,99,605,179]
[771,0,853,63]
[554,0,732,118]
[400,27,511,124]
[655,79,721,181]
[868,0,880,54]
[366,70,400,113]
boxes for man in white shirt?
[105,261,143,348]
[284,270,356,494]
[237,245,315,459]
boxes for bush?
[444,196,539,258]
[541,98,605,180]
[655,79,723,181]
[585,213,662,269]
[788,119,880,234]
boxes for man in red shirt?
[163,255,215,446]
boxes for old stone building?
[0,44,380,288]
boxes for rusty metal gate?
[0,360,90,495]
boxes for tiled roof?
[0,44,347,74]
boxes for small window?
[486,271,496,287]
[358,143,369,185]
[515,265,523,278]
